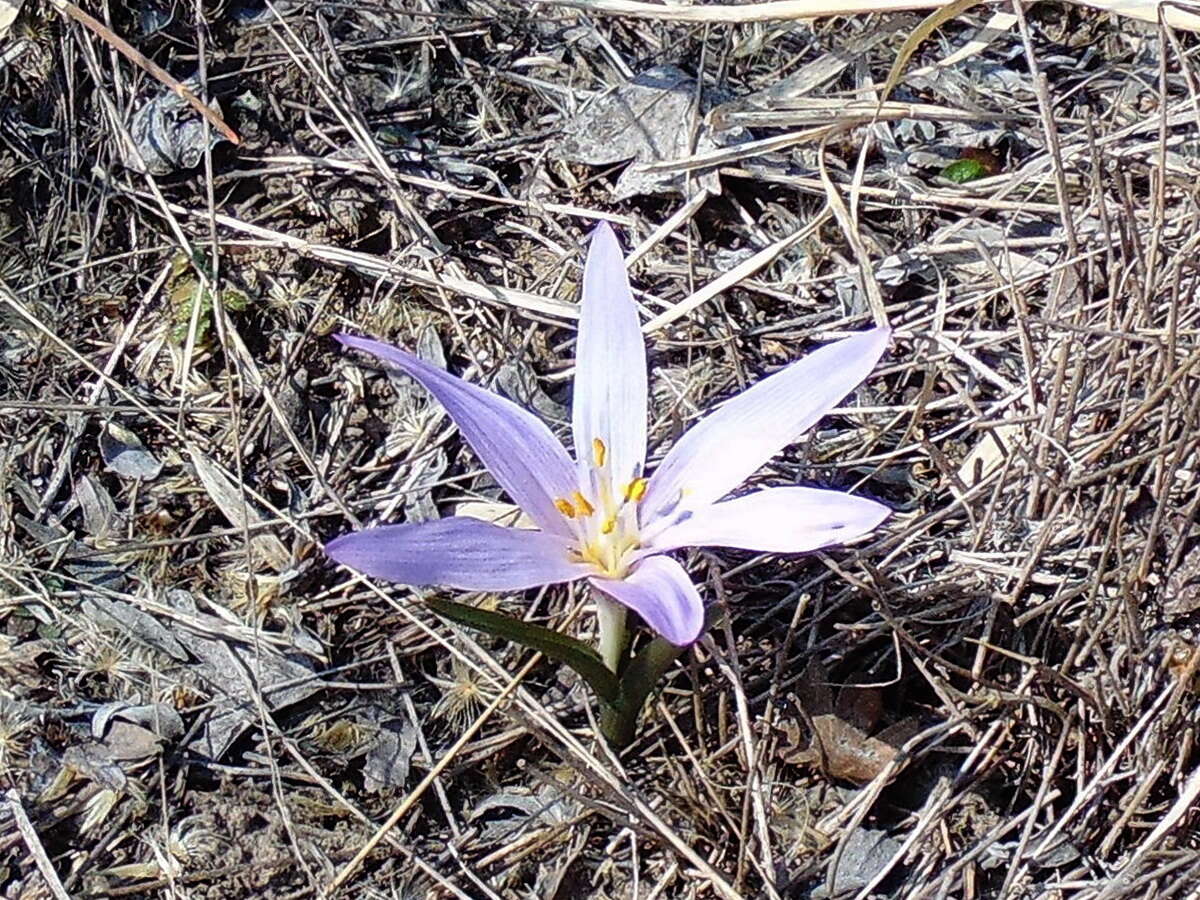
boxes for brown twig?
[48,0,240,145]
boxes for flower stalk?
[595,594,628,674]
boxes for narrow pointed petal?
[590,555,704,646]
[326,517,589,591]
[572,223,648,487]
[641,327,891,525]
[338,334,577,535]
[646,486,890,554]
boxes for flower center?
[555,438,648,578]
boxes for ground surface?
[2,1,1200,898]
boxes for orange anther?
[626,477,649,502]
[571,491,595,517]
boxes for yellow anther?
[592,437,607,468]
[625,477,649,503]
[554,497,577,519]
[600,516,616,535]
[571,490,595,517]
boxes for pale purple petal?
[590,555,704,646]
[641,327,891,526]
[338,334,577,536]
[645,486,890,554]
[326,517,589,590]
[572,223,648,487]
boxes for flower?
[326,223,891,647]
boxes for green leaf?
[600,635,690,748]
[165,250,251,344]
[222,286,250,312]
[940,158,990,184]
[169,277,214,344]
[427,597,619,702]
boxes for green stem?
[599,632,693,748]
[599,698,637,750]
[598,606,722,749]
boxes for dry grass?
[2,1,1200,897]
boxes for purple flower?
[326,223,891,648]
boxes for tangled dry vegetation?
[2,1,1200,897]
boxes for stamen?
[571,490,595,517]
[625,477,649,503]
[592,437,607,468]
[554,497,576,519]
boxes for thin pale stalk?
[599,607,722,748]
[595,593,629,674]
